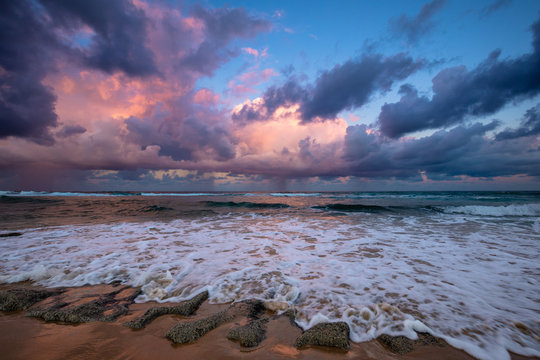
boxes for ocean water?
[0,191,539,359]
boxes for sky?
[1,0,540,191]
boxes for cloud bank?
[0,0,538,190]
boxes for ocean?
[0,191,539,359]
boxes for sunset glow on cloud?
[0,0,539,190]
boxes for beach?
[0,282,508,360]
[0,191,539,359]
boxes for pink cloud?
[242,47,259,57]
[194,89,220,105]
[229,68,279,97]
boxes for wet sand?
[0,283,535,360]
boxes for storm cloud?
[1,0,159,145]
[378,17,540,138]
[40,0,158,77]
[233,53,424,125]
[343,120,540,179]
[496,103,540,140]
[0,1,60,144]
[301,53,425,122]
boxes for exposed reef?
[125,291,208,329]
[26,286,140,323]
[226,318,269,347]
[0,287,64,311]
[166,299,265,344]
[377,332,444,355]
[294,321,350,350]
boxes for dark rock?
[416,331,445,346]
[294,322,350,350]
[0,232,23,237]
[227,318,268,347]
[28,298,125,323]
[377,334,414,355]
[377,332,444,355]
[165,299,265,344]
[166,310,232,344]
[0,288,63,311]
[26,286,138,323]
[125,291,208,329]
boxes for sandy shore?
[0,283,535,360]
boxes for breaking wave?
[440,203,540,217]
[204,201,290,209]
[312,203,391,213]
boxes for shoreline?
[0,283,536,360]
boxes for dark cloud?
[192,5,271,43]
[56,125,87,138]
[0,0,59,144]
[231,103,265,125]
[343,125,381,162]
[181,5,271,75]
[301,54,424,122]
[234,53,424,125]
[264,79,310,115]
[389,0,447,43]
[180,42,237,77]
[496,103,540,140]
[232,78,309,125]
[480,0,512,18]
[1,0,162,144]
[343,121,540,179]
[378,17,540,138]
[392,121,499,167]
[40,0,158,77]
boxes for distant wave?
[0,191,238,197]
[312,203,390,213]
[0,195,62,204]
[204,201,290,209]
[139,205,174,212]
[140,192,232,196]
[0,191,141,197]
[269,193,321,197]
[440,204,540,217]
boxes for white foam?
[269,193,321,197]
[441,203,540,216]
[1,191,234,197]
[139,192,230,196]
[0,213,538,359]
[3,191,120,197]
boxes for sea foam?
[441,203,540,216]
[0,211,538,360]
